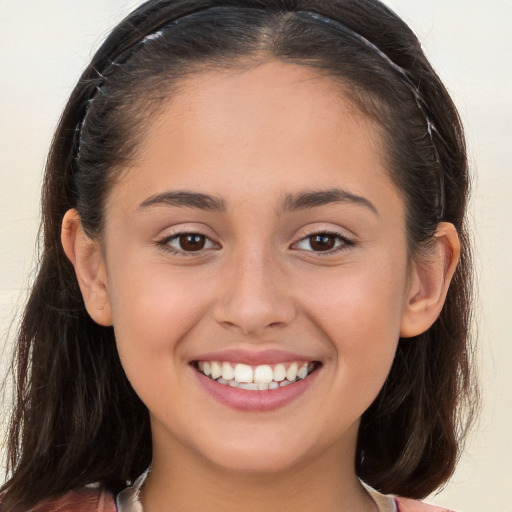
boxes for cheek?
[302,260,406,333]
[297,258,408,393]
[105,257,213,370]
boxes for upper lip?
[191,349,317,366]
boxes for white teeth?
[197,360,316,390]
[239,382,259,391]
[286,363,298,381]
[273,363,286,382]
[253,365,273,384]
[222,361,234,381]
[210,361,222,380]
[297,364,308,380]
[234,363,253,383]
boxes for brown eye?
[161,232,218,254]
[293,232,353,254]
[179,234,206,251]
[309,234,336,251]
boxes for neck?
[141,426,377,512]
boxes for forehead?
[151,60,379,148]
[113,60,401,216]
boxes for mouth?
[194,360,319,390]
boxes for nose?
[213,249,296,336]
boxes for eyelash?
[292,230,355,255]
[156,230,355,256]
[157,231,220,256]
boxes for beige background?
[0,1,510,509]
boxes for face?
[99,60,414,474]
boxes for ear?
[400,222,460,338]
[61,209,113,326]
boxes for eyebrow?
[137,187,377,216]
[280,188,378,216]
[138,191,227,212]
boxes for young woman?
[0,1,477,511]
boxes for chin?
[189,430,314,475]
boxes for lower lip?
[193,367,319,412]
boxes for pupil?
[180,234,205,251]
[310,234,335,251]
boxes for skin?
[62,60,460,512]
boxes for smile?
[195,361,318,390]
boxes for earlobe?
[61,209,113,327]
[400,222,460,338]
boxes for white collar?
[116,469,397,512]
[116,467,150,512]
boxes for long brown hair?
[1,0,478,509]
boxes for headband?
[76,5,444,219]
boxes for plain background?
[0,1,510,510]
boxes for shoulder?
[396,496,457,512]
[29,486,116,512]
